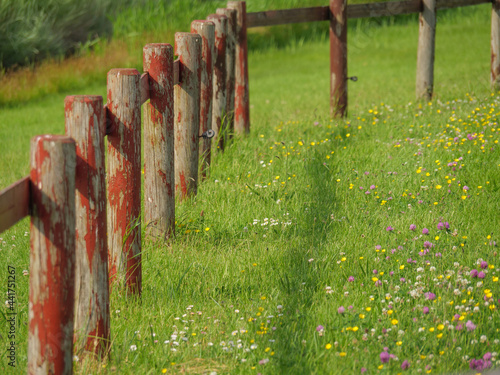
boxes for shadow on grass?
[265,148,342,373]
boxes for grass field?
[1,4,500,375]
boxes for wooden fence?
[0,0,498,372]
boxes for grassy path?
[0,6,499,374]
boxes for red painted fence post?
[216,8,237,146]
[64,95,110,357]
[492,0,500,90]
[330,0,348,118]
[143,44,175,241]
[106,69,142,295]
[28,135,76,375]
[191,21,215,179]
[207,14,228,152]
[174,32,202,199]
[228,1,250,134]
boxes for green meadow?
[0,2,499,374]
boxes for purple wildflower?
[316,325,324,332]
[370,185,376,190]
[425,292,436,300]
[470,269,478,278]
[401,360,410,370]
[480,261,488,269]
[466,320,476,331]
[422,228,429,235]
[478,271,486,279]
[380,351,390,363]
[409,224,417,231]
[423,306,429,314]
[338,306,345,314]
[437,222,444,230]
[348,276,355,282]
[386,226,394,232]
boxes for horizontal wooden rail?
[247,6,329,27]
[436,0,490,10]
[0,176,30,233]
[247,0,492,27]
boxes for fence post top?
[207,14,228,21]
[144,43,173,51]
[107,68,141,77]
[32,134,75,145]
[175,32,202,42]
[217,8,237,15]
[64,95,103,104]
[192,20,215,27]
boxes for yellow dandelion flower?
[339,352,347,357]
[326,344,332,350]
[391,319,398,325]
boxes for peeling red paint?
[29,135,76,374]
[106,69,142,295]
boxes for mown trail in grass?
[0,6,499,375]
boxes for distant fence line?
[0,0,498,373]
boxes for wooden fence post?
[228,1,250,134]
[191,21,215,179]
[28,135,76,375]
[174,33,202,199]
[106,69,142,295]
[216,8,237,146]
[492,0,500,90]
[143,44,175,241]
[330,0,348,118]
[416,0,436,100]
[207,14,228,151]
[64,95,110,357]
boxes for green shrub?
[0,0,114,69]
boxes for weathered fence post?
[492,0,500,90]
[330,0,348,118]
[191,21,215,179]
[106,69,142,295]
[216,8,237,147]
[416,0,436,100]
[64,95,110,357]
[207,14,228,151]
[143,44,175,241]
[28,135,76,375]
[174,33,202,199]
[228,1,250,134]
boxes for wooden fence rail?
[0,0,498,372]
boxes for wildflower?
[386,226,394,232]
[338,306,345,314]
[478,271,486,279]
[423,306,430,314]
[259,358,269,365]
[130,345,137,351]
[316,325,324,332]
[348,276,355,282]
[380,351,390,363]
[410,224,417,231]
[422,228,429,235]
[325,343,332,349]
[401,359,410,370]
[470,269,478,278]
[480,261,488,269]
[425,292,436,300]
[466,320,476,331]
